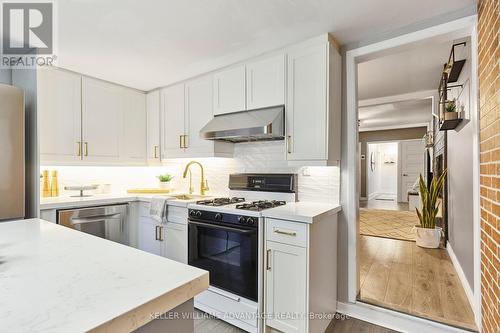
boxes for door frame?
[343,14,481,330]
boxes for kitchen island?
[0,219,209,332]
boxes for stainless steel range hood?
[200,105,285,142]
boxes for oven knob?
[195,211,202,218]
[189,210,196,217]
[215,213,223,221]
[246,217,255,225]
[238,216,246,224]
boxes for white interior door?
[400,140,425,202]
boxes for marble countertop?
[262,202,342,223]
[39,193,211,210]
[0,219,209,332]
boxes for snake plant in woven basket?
[415,169,447,229]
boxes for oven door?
[188,219,258,301]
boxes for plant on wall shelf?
[445,99,457,113]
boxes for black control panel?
[188,209,258,228]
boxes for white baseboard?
[337,301,475,333]
[446,242,476,320]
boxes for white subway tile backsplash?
[42,142,339,204]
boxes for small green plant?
[415,169,447,229]
[157,173,173,182]
[445,100,457,113]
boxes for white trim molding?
[446,241,475,311]
[359,123,430,132]
[343,14,481,330]
[337,301,476,333]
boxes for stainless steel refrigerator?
[0,83,25,221]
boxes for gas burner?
[236,200,286,211]
[196,197,245,206]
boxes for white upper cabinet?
[122,88,146,164]
[161,83,185,158]
[38,68,82,164]
[81,77,123,163]
[146,90,161,163]
[246,54,285,110]
[286,39,341,164]
[213,64,246,115]
[185,75,214,154]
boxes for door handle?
[155,225,159,240]
[158,225,164,241]
[154,145,158,158]
[71,213,121,224]
[183,135,188,148]
[84,142,89,156]
[287,136,292,154]
[266,249,271,271]
[76,141,81,156]
[274,229,297,236]
[403,173,409,176]
[208,287,241,302]
[179,135,183,148]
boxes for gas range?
[196,197,286,211]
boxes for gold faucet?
[183,160,209,195]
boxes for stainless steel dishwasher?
[57,204,129,245]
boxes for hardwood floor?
[325,315,399,333]
[359,235,477,331]
[360,199,409,211]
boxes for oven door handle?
[188,220,256,234]
[71,213,121,224]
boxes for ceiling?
[357,40,452,100]
[358,99,432,131]
[54,0,475,90]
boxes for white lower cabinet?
[138,215,163,256]
[265,241,307,333]
[137,202,187,263]
[164,222,187,264]
[264,215,338,333]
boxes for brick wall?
[478,0,499,332]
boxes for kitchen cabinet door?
[38,68,82,164]
[163,222,187,264]
[161,83,185,158]
[213,65,246,115]
[146,90,161,163]
[138,217,162,256]
[122,89,146,164]
[246,54,285,110]
[265,241,307,333]
[81,77,123,163]
[286,43,328,161]
[185,75,214,155]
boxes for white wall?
[367,142,398,199]
[41,141,340,204]
[447,39,474,289]
[0,69,11,85]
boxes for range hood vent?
[200,105,285,143]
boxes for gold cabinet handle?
[274,229,297,237]
[84,142,88,156]
[287,136,292,154]
[266,249,271,270]
[179,135,183,148]
[153,145,158,159]
[158,225,164,241]
[76,141,81,156]
[154,225,159,240]
[183,135,188,148]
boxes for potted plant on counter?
[414,169,447,248]
[157,173,173,191]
